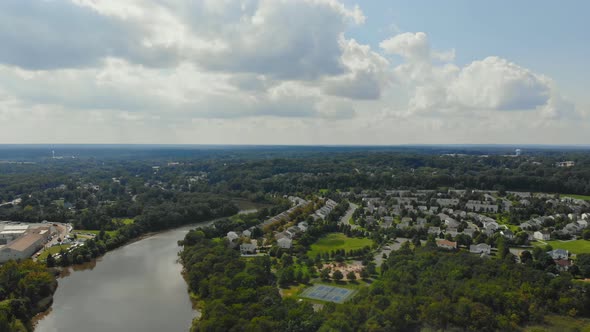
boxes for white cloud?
[0,2,586,144]
[380,32,431,62]
[382,32,574,119]
[448,56,551,110]
[322,38,392,99]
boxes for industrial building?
[0,222,54,263]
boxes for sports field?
[307,233,373,258]
[300,284,354,303]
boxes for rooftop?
[6,233,44,252]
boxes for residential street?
[339,202,358,229]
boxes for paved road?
[339,203,359,229]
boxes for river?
[35,223,209,332]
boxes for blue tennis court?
[300,284,354,303]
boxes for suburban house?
[547,249,569,260]
[397,218,411,229]
[239,243,257,255]
[227,231,239,242]
[436,239,457,250]
[297,222,309,232]
[469,243,491,255]
[533,231,551,241]
[428,227,441,235]
[500,229,514,239]
[277,237,292,249]
[554,259,572,271]
[381,216,393,228]
[463,227,476,237]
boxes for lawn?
[113,218,135,225]
[308,233,373,258]
[533,240,590,255]
[73,229,117,237]
[281,283,307,298]
[38,244,72,261]
[563,194,590,201]
[524,315,590,332]
[493,214,520,232]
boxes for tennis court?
[300,284,354,303]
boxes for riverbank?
[33,226,199,331]
[33,208,260,331]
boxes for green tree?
[332,270,343,281]
[346,271,356,281]
[577,254,590,277]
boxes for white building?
[0,233,45,263]
[277,238,292,249]
[533,231,550,241]
[469,243,491,255]
[227,231,239,242]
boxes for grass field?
[524,315,590,332]
[113,218,135,225]
[281,283,307,298]
[38,244,72,261]
[534,240,590,255]
[563,194,590,201]
[73,229,117,237]
[308,233,373,258]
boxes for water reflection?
[35,226,197,332]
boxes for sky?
[0,0,588,145]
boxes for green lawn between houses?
[307,233,373,258]
[563,194,590,201]
[533,240,590,255]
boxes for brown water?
[34,225,201,332]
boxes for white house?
[277,238,292,249]
[500,229,514,239]
[547,249,569,260]
[240,243,257,255]
[533,231,550,241]
[469,243,491,255]
[227,231,239,242]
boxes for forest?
[0,146,590,330]
[0,260,56,332]
[181,227,590,332]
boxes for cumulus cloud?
[322,38,391,100]
[380,32,432,61]
[447,56,551,110]
[0,2,584,144]
[383,32,574,118]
